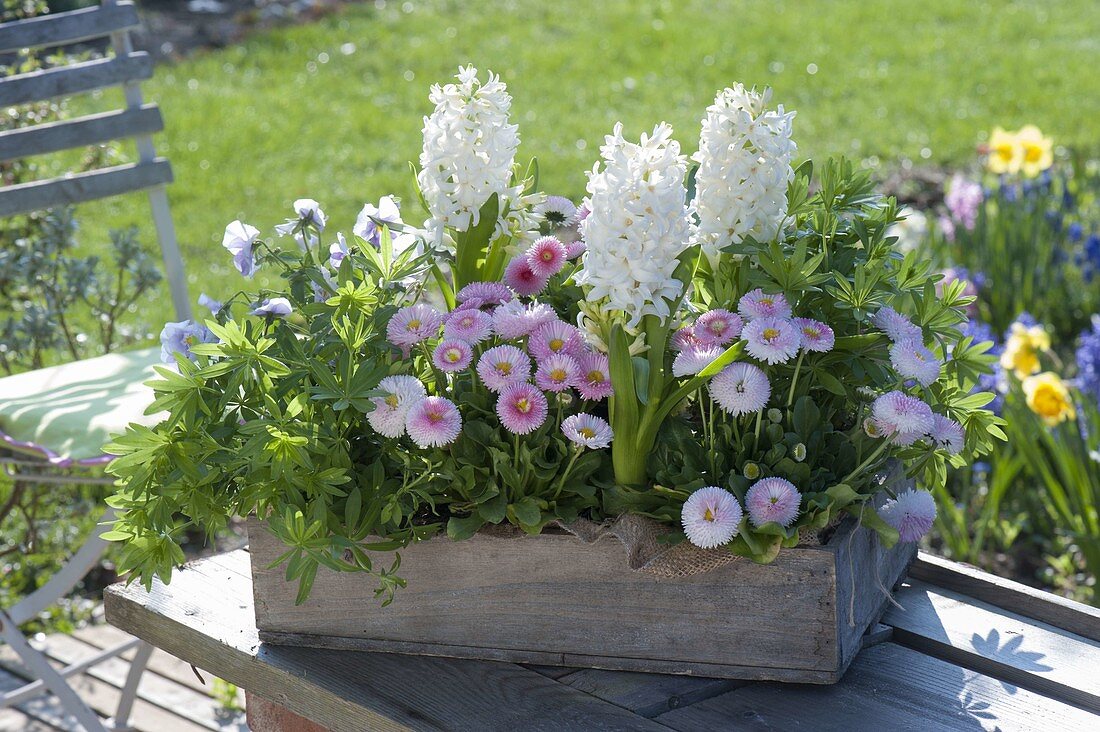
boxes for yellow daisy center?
[551,368,567,381]
[407,319,421,330]
[516,398,531,414]
[578,427,596,439]
[703,507,715,522]
[385,394,400,409]
[549,338,564,351]
[588,370,604,383]
[763,328,779,341]
[496,361,512,375]
[445,348,462,363]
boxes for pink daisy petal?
[710,363,771,415]
[432,339,473,372]
[443,308,493,344]
[743,317,801,364]
[745,477,801,528]
[528,320,586,361]
[573,351,614,401]
[560,413,613,449]
[738,289,792,321]
[535,353,579,393]
[681,486,742,548]
[694,309,743,346]
[878,489,936,542]
[526,236,568,279]
[792,317,835,353]
[496,382,549,435]
[504,256,549,297]
[404,396,462,448]
[476,345,532,393]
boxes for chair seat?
[0,348,165,466]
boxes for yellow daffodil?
[1023,372,1075,426]
[999,322,1051,379]
[1016,124,1053,178]
[986,127,1022,175]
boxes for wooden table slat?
[653,642,1100,731]
[912,552,1100,642]
[885,579,1100,713]
[556,667,744,718]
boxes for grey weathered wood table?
[104,550,1100,731]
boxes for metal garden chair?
[0,3,190,729]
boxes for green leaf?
[447,514,485,541]
[509,496,542,526]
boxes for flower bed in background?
[907,127,1100,603]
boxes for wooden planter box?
[248,502,917,684]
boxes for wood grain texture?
[653,641,1100,731]
[250,516,914,682]
[0,54,153,107]
[555,668,743,718]
[0,160,172,218]
[105,551,672,732]
[0,105,163,163]
[885,579,1100,713]
[0,2,139,54]
[911,551,1100,642]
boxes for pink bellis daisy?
[878,489,937,542]
[928,414,965,455]
[476,345,532,393]
[526,236,568,279]
[710,363,771,416]
[743,317,801,364]
[528,320,586,361]
[574,351,614,401]
[561,413,613,449]
[872,391,935,445]
[890,339,942,387]
[456,281,513,307]
[564,239,587,260]
[433,339,473,372]
[387,304,443,349]
[745,477,802,528]
[872,306,922,343]
[535,353,579,392]
[694,309,743,346]
[681,486,743,549]
[367,375,427,438]
[444,308,493,344]
[405,396,462,448]
[504,256,549,297]
[673,345,723,377]
[492,300,557,339]
[738,289,792,321]
[671,326,701,352]
[496,382,549,434]
[793,318,835,353]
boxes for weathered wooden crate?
[248,503,917,684]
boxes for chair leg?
[104,641,152,732]
[0,610,107,732]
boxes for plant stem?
[840,438,892,486]
[552,449,582,501]
[786,350,806,408]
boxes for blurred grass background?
[40,0,1100,331]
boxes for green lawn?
[61,0,1100,332]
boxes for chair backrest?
[0,0,191,320]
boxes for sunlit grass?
[56,0,1100,333]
